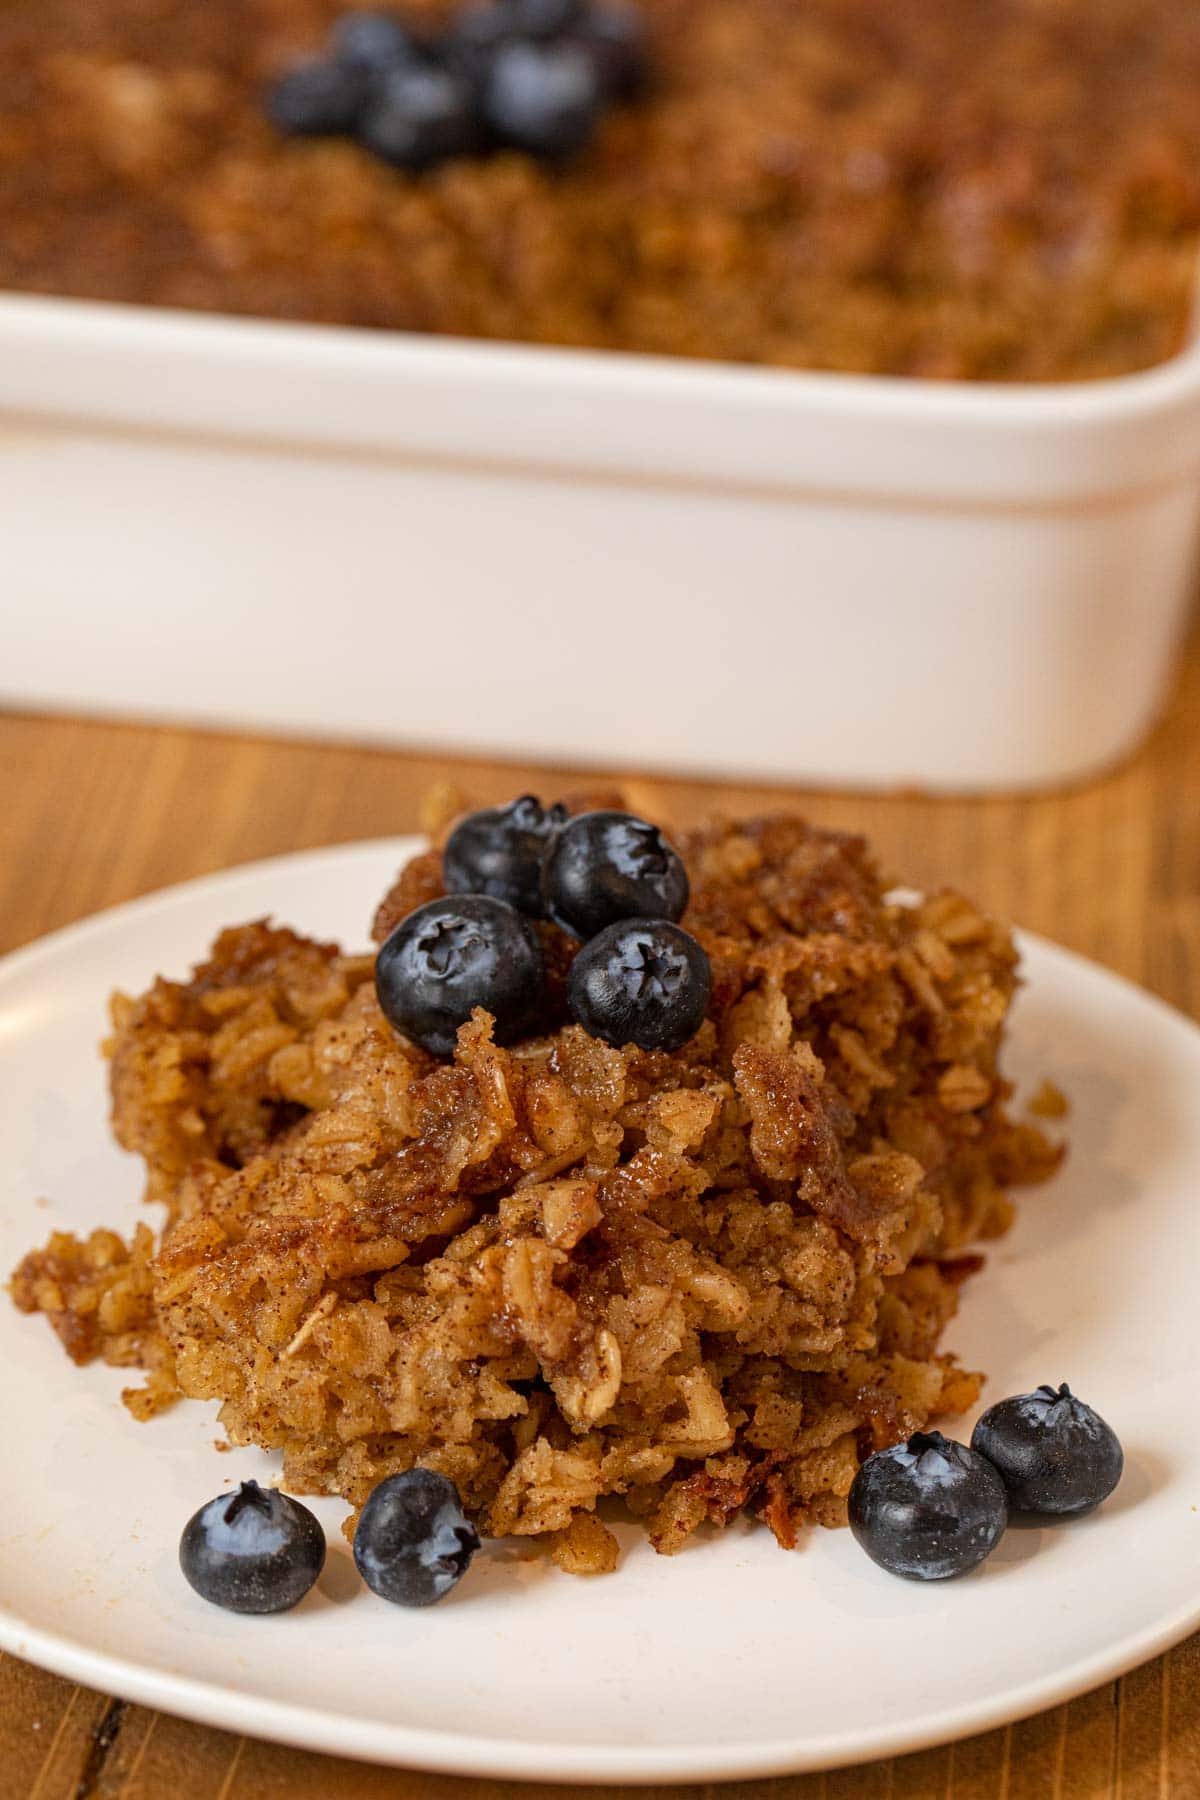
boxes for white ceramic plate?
[2,839,1199,1786]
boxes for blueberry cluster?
[375,798,713,1056]
[266,1,647,171]
[181,1470,480,1613]
[849,1384,1124,1582]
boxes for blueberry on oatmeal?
[375,893,544,1054]
[332,9,423,71]
[541,810,688,938]
[567,917,710,1051]
[481,41,603,159]
[442,796,568,915]
[359,64,481,169]
[568,2,648,97]
[265,60,368,135]
[508,0,585,37]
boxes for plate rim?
[6,1589,1200,1786]
[2,836,1199,1785]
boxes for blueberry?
[375,893,544,1054]
[506,0,585,36]
[331,10,422,70]
[265,59,367,135]
[567,3,648,99]
[972,1384,1124,1517]
[481,40,602,159]
[568,918,710,1052]
[849,1431,1008,1580]
[541,810,689,939]
[438,2,516,84]
[444,0,580,59]
[358,63,481,169]
[443,795,568,916]
[354,1469,481,1606]
[179,1479,325,1613]
[436,1,519,92]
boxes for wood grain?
[3,618,1198,1800]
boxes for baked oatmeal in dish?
[11,807,1061,1574]
[2,0,1200,379]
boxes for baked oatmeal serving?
[11,801,1061,1578]
[2,0,1200,380]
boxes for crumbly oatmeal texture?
[1,0,1200,379]
[11,812,1061,1573]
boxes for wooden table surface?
[3,626,1200,1800]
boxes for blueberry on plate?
[568,2,648,99]
[972,1383,1124,1516]
[179,1480,325,1614]
[354,1469,481,1606]
[481,40,603,159]
[568,917,710,1052]
[541,810,689,938]
[442,795,568,915]
[331,9,422,71]
[265,59,368,135]
[849,1431,1008,1580]
[375,893,544,1054]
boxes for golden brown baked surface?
[10,813,1061,1571]
[1,0,1198,379]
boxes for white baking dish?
[2,291,1199,790]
